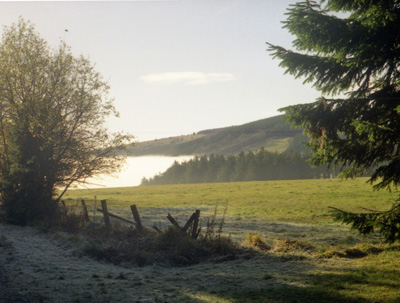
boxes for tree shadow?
[159,252,400,303]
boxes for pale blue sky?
[0,1,321,141]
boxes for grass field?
[63,178,400,303]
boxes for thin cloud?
[139,72,235,85]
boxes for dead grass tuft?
[319,243,386,259]
[80,224,241,266]
[272,239,315,254]
[243,232,271,251]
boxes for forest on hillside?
[129,115,308,157]
[141,149,339,185]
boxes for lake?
[81,156,193,188]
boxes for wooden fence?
[66,199,201,239]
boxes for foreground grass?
[62,178,400,303]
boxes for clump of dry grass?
[319,243,386,259]
[80,224,241,267]
[272,239,315,254]
[242,232,271,251]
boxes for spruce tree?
[268,0,400,242]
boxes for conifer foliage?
[141,150,336,185]
[268,1,400,242]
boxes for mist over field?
[1,0,400,302]
[81,156,193,188]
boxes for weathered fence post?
[192,210,200,239]
[152,224,162,233]
[81,199,90,222]
[167,213,181,229]
[182,212,196,233]
[97,207,136,225]
[101,200,111,230]
[130,205,143,232]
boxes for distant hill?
[127,115,308,156]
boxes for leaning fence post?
[130,205,143,232]
[167,213,181,229]
[152,224,162,233]
[192,210,200,239]
[81,199,90,222]
[101,200,111,230]
[182,212,196,233]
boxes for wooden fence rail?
[92,199,201,238]
[97,208,136,226]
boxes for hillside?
[128,115,308,156]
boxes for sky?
[0,0,322,142]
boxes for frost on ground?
[0,222,318,303]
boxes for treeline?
[141,149,339,185]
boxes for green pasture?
[64,177,399,247]
[64,177,397,225]
[63,178,400,303]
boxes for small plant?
[203,202,228,240]
[203,203,219,239]
[155,226,208,266]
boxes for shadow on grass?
[175,283,365,303]
[164,254,400,303]
[106,205,364,246]
[178,274,369,303]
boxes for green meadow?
[64,177,397,225]
[63,178,400,303]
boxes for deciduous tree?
[0,19,132,224]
